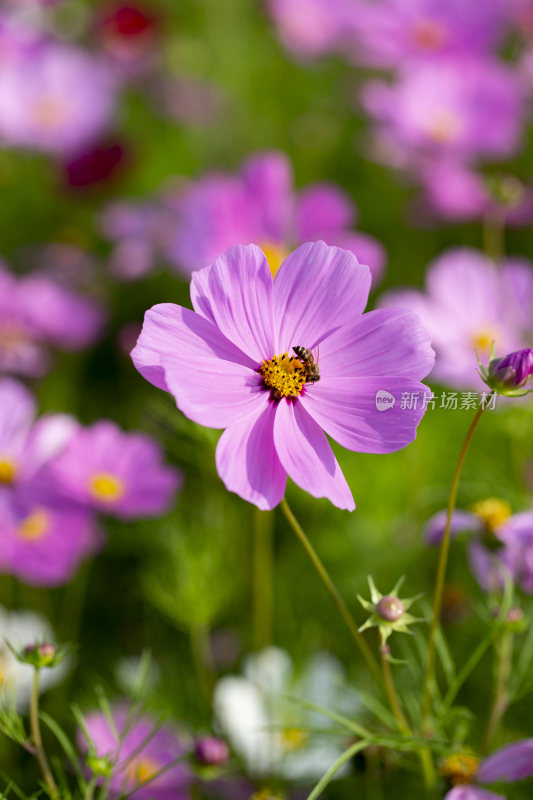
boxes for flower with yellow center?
[427,109,461,143]
[260,352,307,402]
[33,95,67,131]
[281,727,309,751]
[411,18,448,50]
[126,757,160,785]
[18,509,50,541]
[440,753,480,785]
[259,242,289,278]
[471,328,498,354]
[0,458,16,485]
[471,498,512,533]
[89,472,125,503]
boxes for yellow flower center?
[471,498,512,533]
[89,473,124,503]
[126,757,160,785]
[260,242,288,278]
[440,753,480,785]
[33,95,67,130]
[0,459,16,485]
[472,329,496,353]
[412,18,447,50]
[260,353,307,401]
[18,509,50,541]
[428,109,460,143]
[250,791,285,800]
[281,727,309,750]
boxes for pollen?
[471,498,512,533]
[18,509,50,541]
[260,353,306,401]
[0,458,16,485]
[32,95,67,130]
[440,753,480,785]
[281,727,309,750]
[89,472,125,503]
[428,109,460,144]
[412,18,447,50]
[126,757,160,785]
[472,328,497,353]
[260,242,289,278]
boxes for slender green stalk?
[280,498,381,684]
[483,209,505,266]
[379,642,410,736]
[189,622,215,701]
[30,670,58,797]
[483,631,513,751]
[253,508,274,650]
[421,404,486,728]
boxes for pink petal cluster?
[380,248,533,390]
[79,705,191,799]
[132,242,433,511]
[0,260,105,377]
[0,379,181,585]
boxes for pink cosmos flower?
[379,248,533,390]
[79,705,191,799]
[348,0,509,68]
[0,41,118,156]
[131,242,434,511]
[51,420,182,519]
[267,0,356,59]
[100,201,170,280]
[165,151,387,285]
[361,59,525,168]
[443,739,533,799]
[425,501,533,594]
[0,262,105,377]
[0,378,100,586]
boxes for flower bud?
[87,755,114,778]
[483,349,533,395]
[21,642,58,668]
[194,737,230,767]
[376,596,404,622]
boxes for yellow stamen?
[281,727,309,750]
[440,753,480,786]
[428,110,460,144]
[250,791,285,800]
[89,473,124,503]
[260,242,288,278]
[260,353,306,401]
[472,329,497,353]
[126,757,160,785]
[412,18,447,50]
[18,509,49,541]
[471,498,512,533]
[33,95,67,130]
[0,459,16,485]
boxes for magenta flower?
[79,705,191,799]
[425,500,533,594]
[484,348,533,393]
[267,0,356,59]
[0,41,118,156]
[132,242,433,511]
[349,0,509,68]
[51,420,182,519]
[100,200,170,280]
[379,248,532,390]
[444,739,533,799]
[0,261,105,377]
[362,59,525,168]
[166,151,386,285]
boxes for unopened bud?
[194,737,230,766]
[376,596,404,622]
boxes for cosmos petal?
[477,739,533,784]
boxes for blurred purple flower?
[0,262,105,377]
[166,151,387,285]
[100,201,170,280]
[349,0,509,68]
[379,248,533,390]
[0,41,118,156]
[424,500,533,594]
[362,59,525,168]
[486,348,533,392]
[267,0,356,59]
[445,739,533,799]
[51,420,182,519]
[79,705,191,800]
[132,241,433,511]
[96,3,159,67]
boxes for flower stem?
[189,622,215,702]
[483,630,513,751]
[253,508,274,650]
[280,498,381,684]
[420,403,487,786]
[379,641,410,736]
[30,670,58,797]
[483,208,505,266]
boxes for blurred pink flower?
[132,242,433,511]
[51,420,182,519]
[79,705,191,799]
[267,0,356,59]
[0,41,118,155]
[166,151,387,285]
[362,59,525,168]
[0,262,105,377]
[380,248,533,389]
[445,739,533,799]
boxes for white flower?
[0,606,69,710]
[213,647,358,781]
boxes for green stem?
[280,498,381,684]
[483,631,513,751]
[253,508,274,650]
[379,642,410,736]
[189,623,215,702]
[483,209,505,266]
[420,404,487,787]
[30,670,58,797]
